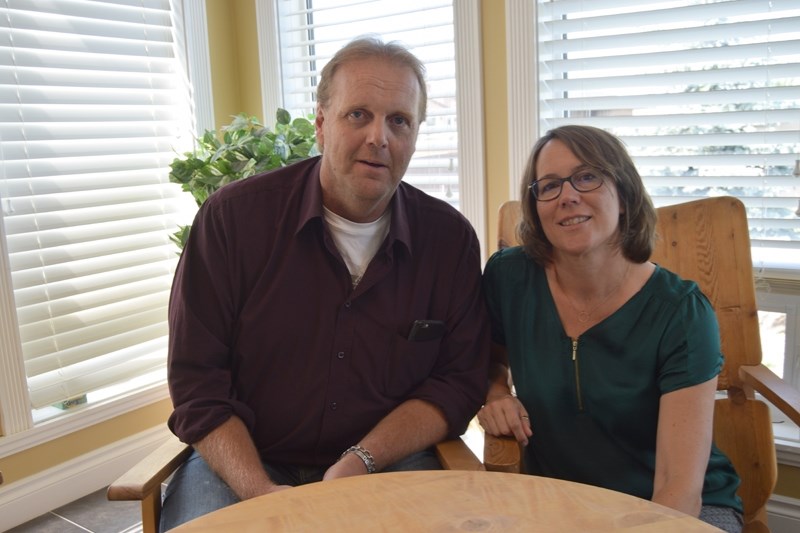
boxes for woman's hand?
[477,393,533,446]
[480,343,533,445]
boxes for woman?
[477,125,743,532]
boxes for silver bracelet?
[340,445,376,473]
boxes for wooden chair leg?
[141,490,162,533]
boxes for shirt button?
[344,301,351,308]
[330,402,338,410]
[337,351,345,359]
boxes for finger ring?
[521,415,529,419]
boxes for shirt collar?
[388,183,412,257]
[296,157,413,256]
[296,157,325,232]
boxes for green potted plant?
[168,109,319,248]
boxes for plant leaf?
[170,108,317,250]
[276,108,291,125]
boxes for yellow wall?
[481,0,509,255]
[1,0,798,505]
[206,0,264,130]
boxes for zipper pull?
[571,338,578,361]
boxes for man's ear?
[315,106,325,151]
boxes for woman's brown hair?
[518,125,656,265]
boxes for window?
[256,0,486,252]
[0,0,206,434]
[758,289,800,385]
[755,292,800,445]
[509,0,800,272]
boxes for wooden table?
[173,470,722,532]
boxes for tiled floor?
[7,486,142,533]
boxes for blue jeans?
[159,449,442,532]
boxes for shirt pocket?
[385,334,442,398]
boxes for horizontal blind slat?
[27,337,168,409]
[20,300,169,355]
[11,249,177,290]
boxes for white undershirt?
[323,206,391,287]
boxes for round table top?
[172,470,722,532]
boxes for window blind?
[537,0,800,270]
[0,0,196,410]
[275,0,461,208]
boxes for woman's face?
[533,139,624,260]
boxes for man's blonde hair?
[316,36,427,123]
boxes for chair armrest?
[740,364,800,428]
[107,434,192,501]
[483,434,522,473]
[435,438,485,471]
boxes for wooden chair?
[484,197,800,532]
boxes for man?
[161,37,489,530]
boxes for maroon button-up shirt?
[167,156,489,466]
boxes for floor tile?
[6,512,87,533]
[52,487,142,533]
[118,526,143,533]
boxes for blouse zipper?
[571,337,584,411]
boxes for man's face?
[316,57,421,222]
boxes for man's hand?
[264,484,293,495]
[322,451,369,480]
[194,416,291,500]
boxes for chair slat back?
[650,197,763,390]
[497,200,522,250]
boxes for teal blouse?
[483,247,742,512]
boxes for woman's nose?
[559,178,582,203]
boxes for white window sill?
[773,415,800,468]
[776,438,800,468]
[0,383,168,458]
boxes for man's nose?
[366,120,388,148]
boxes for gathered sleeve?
[166,198,256,444]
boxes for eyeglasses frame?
[528,168,607,202]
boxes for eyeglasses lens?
[531,172,603,201]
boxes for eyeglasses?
[529,170,605,202]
